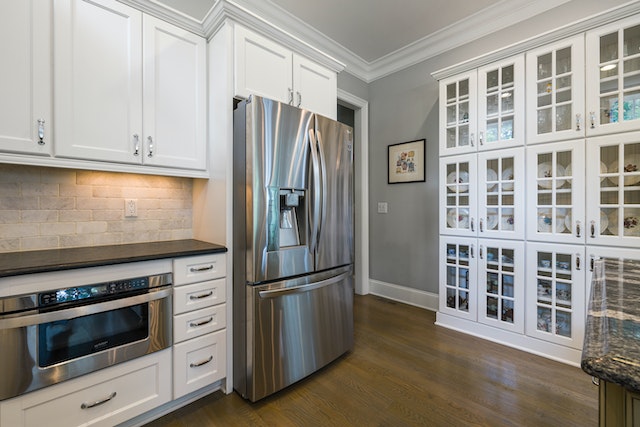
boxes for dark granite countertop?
[0,239,227,278]
[582,258,640,393]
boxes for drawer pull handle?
[190,291,213,300]
[190,355,213,368]
[190,265,214,273]
[190,317,213,327]
[81,392,116,409]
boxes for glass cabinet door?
[439,71,477,156]
[526,140,586,244]
[526,36,585,144]
[526,243,586,349]
[586,16,640,136]
[440,154,477,236]
[477,54,524,151]
[439,236,477,321]
[477,239,524,333]
[587,133,640,247]
[477,148,525,240]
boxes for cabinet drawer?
[173,254,225,285]
[173,278,226,314]
[173,330,226,399]
[0,350,171,427]
[173,304,226,343]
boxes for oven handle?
[0,287,172,329]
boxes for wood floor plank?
[145,295,598,427]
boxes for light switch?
[377,202,388,214]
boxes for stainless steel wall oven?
[0,272,172,401]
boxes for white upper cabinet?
[0,0,52,156]
[142,15,206,170]
[440,153,478,237]
[477,55,525,151]
[54,0,143,164]
[586,15,640,136]
[234,25,337,119]
[526,35,585,144]
[54,0,206,172]
[439,71,478,156]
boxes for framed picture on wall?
[388,139,425,184]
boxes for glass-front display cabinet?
[477,55,525,151]
[440,154,477,236]
[586,16,640,136]
[526,242,586,349]
[526,140,586,244]
[477,148,525,240]
[439,71,478,156]
[526,35,585,144]
[439,237,477,321]
[587,132,640,247]
[477,239,525,333]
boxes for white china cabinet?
[0,0,52,156]
[586,15,640,136]
[526,35,585,144]
[526,140,586,244]
[439,71,478,156]
[525,242,586,350]
[439,237,477,321]
[440,154,477,236]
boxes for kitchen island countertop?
[581,258,640,393]
[0,239,227,278]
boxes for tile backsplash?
[0,164,193,252]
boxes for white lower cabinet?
[0,350,171,427]
[172,254,227,399]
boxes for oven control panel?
[39,276,150,307]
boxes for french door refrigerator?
[233,95,354,402]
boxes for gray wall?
[365,0,630,294]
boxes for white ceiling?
[153,0,570,81]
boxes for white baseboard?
[368,279,439,311]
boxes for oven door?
[0,287,172,401]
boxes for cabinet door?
[440,154,477,236]
[526,242,586,349]
[527,140,586,244]
[526,35,585,144]
[586,16,640,136]
[0,1,52,155]
[477,239,525,333]
[477,148,525,240]
[234,25,293,104]
[142,15,206,170]
[54,0,143,163]
[439,71,477,156]
[293,54,337,119]
[439,236,477,321]
[586,133,640,247]
[477,55,525,151]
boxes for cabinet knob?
[470,132,475,147]
[296,91,302,107]
[590,220,596,238]
[576,220,581,238]
[479,217,484,232]
[133,134,140,156]
[479,131,484,145]
[470,217,475,232]
[288,88,293,105]
[37,119,45,145]
[147,136,154,157]
[576,113,582,131]
[589,111,596,129]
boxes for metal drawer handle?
[190,291,213,300]
[190,317,213,327]
[81,392,116,409]
[189,265,214,273]
[190,355,213,368]
[37,119,45,145]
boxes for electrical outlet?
[124,199,138,218]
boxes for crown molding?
[117,0,207,36]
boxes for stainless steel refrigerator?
[233,95,354,402]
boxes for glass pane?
[556,47,572,74]
[501,90,514,113]
[487,94,499,116]
[487,296,498,319]
[600,95,619,124]
[623,90,640,121]
[486,69,499,90]
[502,275,514,297]
[486,248,499,264]
[447,105,456,124]
[502,65,514,86]
[447,128,456,148]
[502,299,514,323]
[556,282,572,307]
[447,266,456,286]
[459,291,469,311]
[487,273,499,294]
[556,311,572,337]
[538,53,552,79]
[446,83,456,102]
[447,288,456,308]
[600,31,619,63]
[557,75,572,91]
[537,279,552,304]
[459,125,469,147]
[537,307,552,332]
[486,119,499,142]
[459,79,469,98]
[537,108,552,134]
[538,85,552,107]
[538,252,552,270]
[459,101,469,123]
[624,25,640,57]
[501,117,514,140]
[459,268,469,289]
[556,104,572,131]
[600,76,619,94]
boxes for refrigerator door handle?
[308,128,321,254]
[315,130,328,245]
[258,272,350,298]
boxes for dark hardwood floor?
[145,295,597,426]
